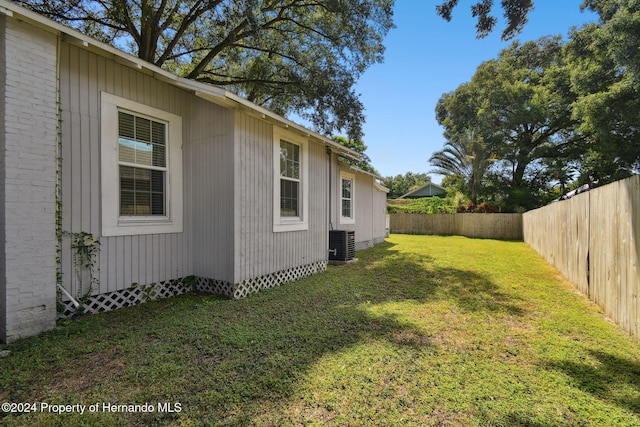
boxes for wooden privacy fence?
[390,213,523,240]
[523,175,640,338]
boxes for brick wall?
[0,15,58,343]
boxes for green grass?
[2,234,640,426]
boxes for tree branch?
[155,0,223,66]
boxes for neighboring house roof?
[0,0,360,162]
[398,182,446,199]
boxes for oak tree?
[19,0,395,140]
[565,0,640,182]
[436,37,579,210]
[436,0,534,40]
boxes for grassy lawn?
[2,234,640,426]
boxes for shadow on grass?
[1,239,524,426]
[360,241,524,316]
[545,349,640,415]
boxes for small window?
[341,178,352,218]
[279,140,300,217]
[339,171,355,224]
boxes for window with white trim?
[273,128,308,232]
[340,171,355,224]
[101,93,183,236]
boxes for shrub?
[456,201,498,213]
[387,197,456,214]
[477,202,497,213]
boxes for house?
[0,1,388,343]
[397,182,447,199]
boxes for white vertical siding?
[58,42,193,296]
[354,173,374,244]
[233,112,329,283]
[371,183,388,241]
[190,98,235,283]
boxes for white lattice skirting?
[194,260,327,299]
[230,260,327,299]
[58,260,328,318]
[355,237,386,251]
[58,278,193,319]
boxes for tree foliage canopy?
[19,0,395,140]
[433,0,640,211]
[435,36,578,210]
[566,0,640,181]
[436,0,534,40]
[332,135,379,175]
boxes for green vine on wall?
[56,231,101,315]
[55,83,63,312]
[55,73,101,314]
[66,231,101,308]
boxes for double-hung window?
[280,140,300,217]
[101,93,183,236]
[273,128,308,232]
[118,112,166,216]
[340,171,355,224]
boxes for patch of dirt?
[33,348,127,399]
[391,330,440,349]
[429,407,463,426]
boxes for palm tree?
[429,130,495,205]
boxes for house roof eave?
[336,162,389,192]
[221,91,361,160]
[337,160,384,181]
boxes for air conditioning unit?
[329,230,355,261]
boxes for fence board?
[390,213,523,240]
[523,175,640,339]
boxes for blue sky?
[356,1,599,182]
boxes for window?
[341,178,353,218]
[118,112,166,216]
[273,128,308,232]
[340,171,355,224]
[280,140,300,217]
[101,93,183,236]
